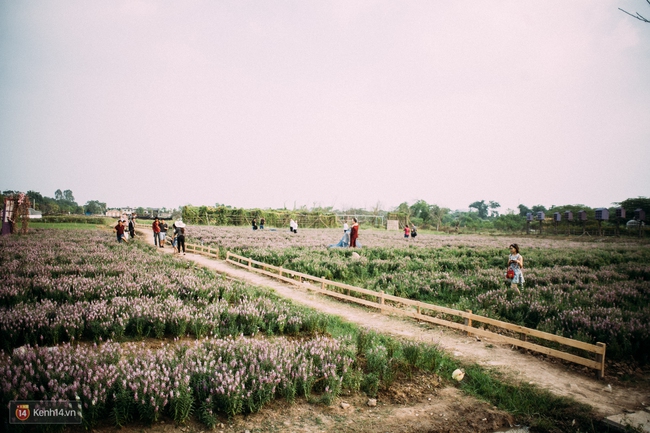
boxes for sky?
[1,1,649,213]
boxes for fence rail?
[185,243,219,258]
[225,251,607,378]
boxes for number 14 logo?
[15,404,30,421]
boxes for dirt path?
[138,229,648,418]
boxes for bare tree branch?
[619,0,650,23]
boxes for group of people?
[328,218,360,248]
[251,217,265,230]
[403,223,417,240]
[113,216,187,255]
[152,217,187,254]
[114,213,137,243]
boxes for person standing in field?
[159,219,168,247]
[175,220,186,255]
[260,217,265,229]
[349,218,359,248]
[404,224,410,240]
[114,220,127,243]
[128,214,136,239]
[410,224,417,240]
[252,218,258,230]
[170,222,177,249]
[152,218,160,247]
[506,243,524,294]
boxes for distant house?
[28,208,42,219]
[106,210,121,218]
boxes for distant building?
[106,209,121,218]
[28,208,42,219]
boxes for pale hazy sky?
[1,1,649,213]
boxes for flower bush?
[0,336,353,428]
[0,230,331,350]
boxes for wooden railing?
[225,251,607,378]
[185,243,220,259]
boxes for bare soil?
[119,230,650,432]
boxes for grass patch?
[320,324,611,433]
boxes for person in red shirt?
[404,224,410,240]
[349,218,359,248]
[152,218,161,246]
[114,220,127,243]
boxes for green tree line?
[181,205,339,228]
[393,197,650,235]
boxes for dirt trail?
[138,229,648,418]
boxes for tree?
[84,200,107,215]
[63,190,75,202]
[26,190,44,205]
[54,189,63,200]
[617,197,650,220]
[518,204,532,217]
[488,201,501,218]
[396,202,410,215]
[531,204,547,214]
[494,214,524,232]
[410,200,432,223]
[469,200,489,219]
[429,205,449,231]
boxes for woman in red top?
[349,218,359,248]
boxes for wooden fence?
[225,251,607,378]
[185,243,220,258]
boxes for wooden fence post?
[464,310,472,336]
[321,279,325,291]
[596,342,606,379]
[379,291,385,312]
[248,258,252,270]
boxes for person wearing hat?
[174,220,186,255]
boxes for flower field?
[0,231,333,348]
[186,226,650,362]
[0,229,358,427]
